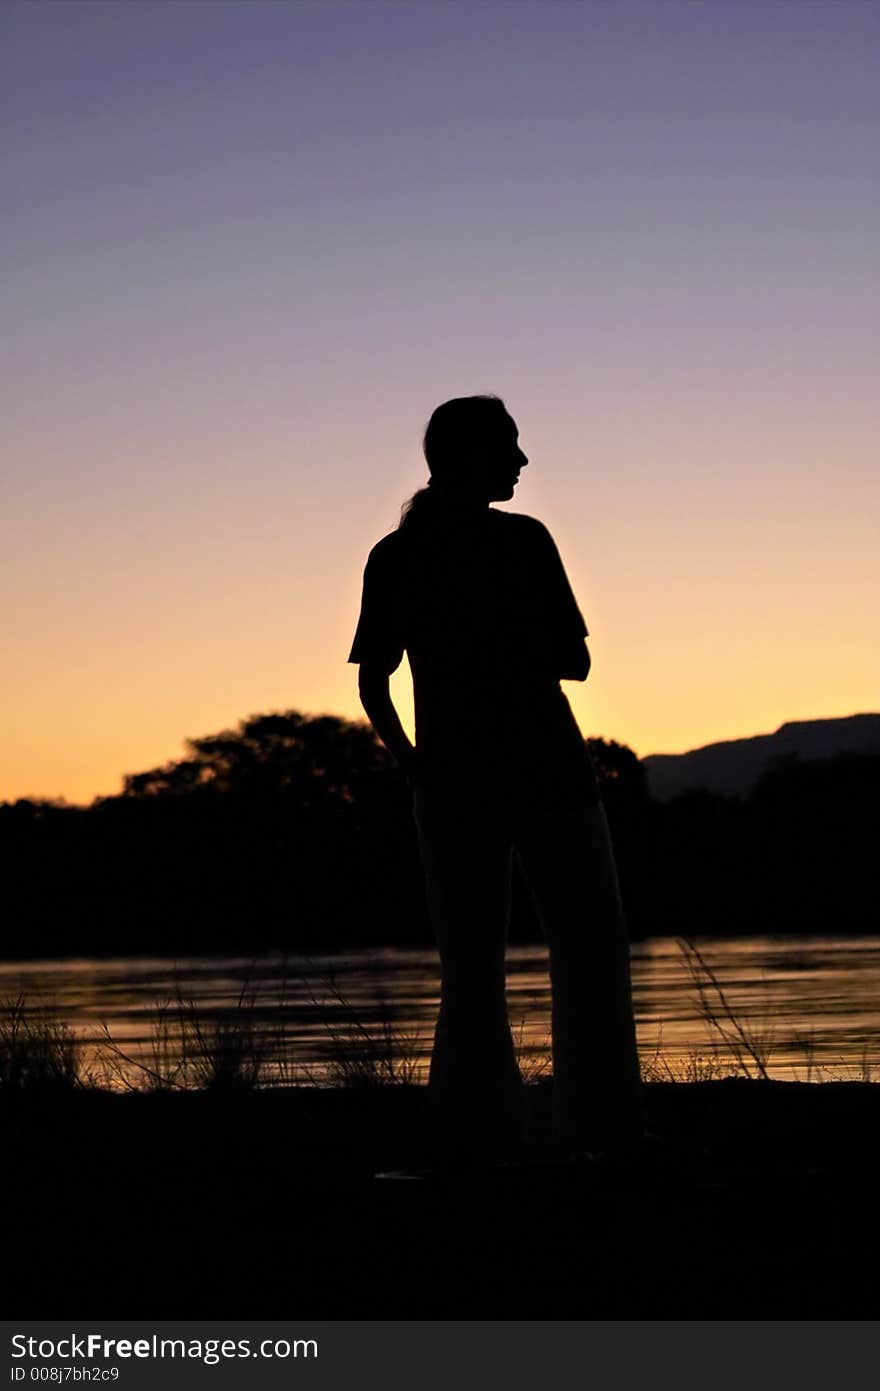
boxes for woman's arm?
[531,521,592,682]
[357,662,417,774]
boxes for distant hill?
[642,714,880,800]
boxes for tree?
[586,737,648,807]
[121,710,392,805]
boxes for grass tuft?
[96,985,271,1093]
[0,995,85,1092]
[305,972,423,1087]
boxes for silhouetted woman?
[349,395,642,1162]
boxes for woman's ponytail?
[398,480,436,531]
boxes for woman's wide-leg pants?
[412,759,643,1157]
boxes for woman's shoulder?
[493,508,547,528]
[365,529,406,566]
[492,510,555,546]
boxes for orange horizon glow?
[6,701,877,810]
[4,420,877,807]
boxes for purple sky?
[3,0,878,802]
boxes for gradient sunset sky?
[4,0,878,805]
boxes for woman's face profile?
[484,415,529,502]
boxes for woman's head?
[399,394,528,531]
[422,394,528,504]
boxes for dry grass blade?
[639,1023,679,1082]
[513,1017,552,1083]
[677,937,772,1080]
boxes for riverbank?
[3,1079,878,1318]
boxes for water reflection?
[2,936,879,1086]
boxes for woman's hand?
[357,663,420,778]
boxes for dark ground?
[4,1080,878,1319]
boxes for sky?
[3,0,878,805]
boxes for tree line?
[1,711,877,959]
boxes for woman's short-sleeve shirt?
[348,509,591,766]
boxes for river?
[2,935,879,1086]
